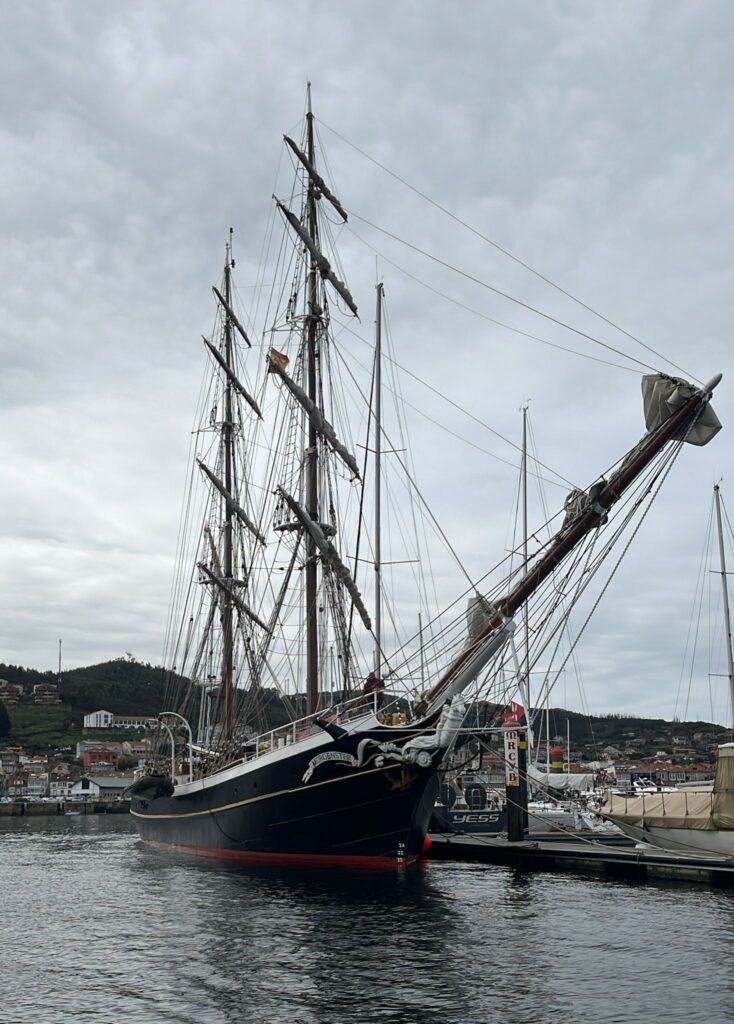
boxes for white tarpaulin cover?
[604,745,734,831]
[603,790,716,830]
[528,768,595,792]
[642,373,721,447]
[713,743,734,829]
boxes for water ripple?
[2,817,733,1024]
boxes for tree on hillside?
[0,700,10,738]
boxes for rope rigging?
[316,116,701,384]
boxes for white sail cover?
[528,768,595,793]
[642,373,721,446]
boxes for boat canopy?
[528,768,596,792]
[713,743,734,829]
[603,790,716,830]
[603,744,734,831]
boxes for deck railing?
[163,692,410,784]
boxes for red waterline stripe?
[143,838,420,870]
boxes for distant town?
[0,657,729,807]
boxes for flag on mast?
[267,348,289,373]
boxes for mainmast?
[274,91,360,714]
[374,282,384,675]
[714,484,734,729]
[305,84,320,715]
[221,231,235,741]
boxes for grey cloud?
[0,0,732,723]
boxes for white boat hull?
[611,821,734,858]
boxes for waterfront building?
[7,773,28,798]
[70,776,132,801]
[49,779,74,799]
[27,774,48,799]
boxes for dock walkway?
[427,831,734,886]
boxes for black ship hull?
[131,723,442,867]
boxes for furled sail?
[212,285,253,348]
[196,562,270,633]
[267,352,361,479]
[203,338,263,420]
[642,373,722,447]
[197,460,267,546]
[277,487,372,631]
[283,135,348,222]
[274,198,358,316]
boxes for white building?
[27,774,48,798]
[49,779,74,799]
[111,715,156,730]
[83,710,114,729]
[82,710,155,730]
[70,777,131,801]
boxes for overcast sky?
[1,1,732,723]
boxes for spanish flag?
[267,348,289,374]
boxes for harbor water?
[2,815,732,1024]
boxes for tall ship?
[130,92,723,866]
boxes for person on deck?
[362,671,386,710]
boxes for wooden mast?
[221,231,235,742]
[305,84,320,715]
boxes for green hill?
[0,657,728,759]
[0,656,176,722]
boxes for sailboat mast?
[221,233,235,741]
[305,85,320,715]
[374,282,384,674]
[714,484,734,728]
[521,406,530,714]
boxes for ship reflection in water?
[3,815,734,1024]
